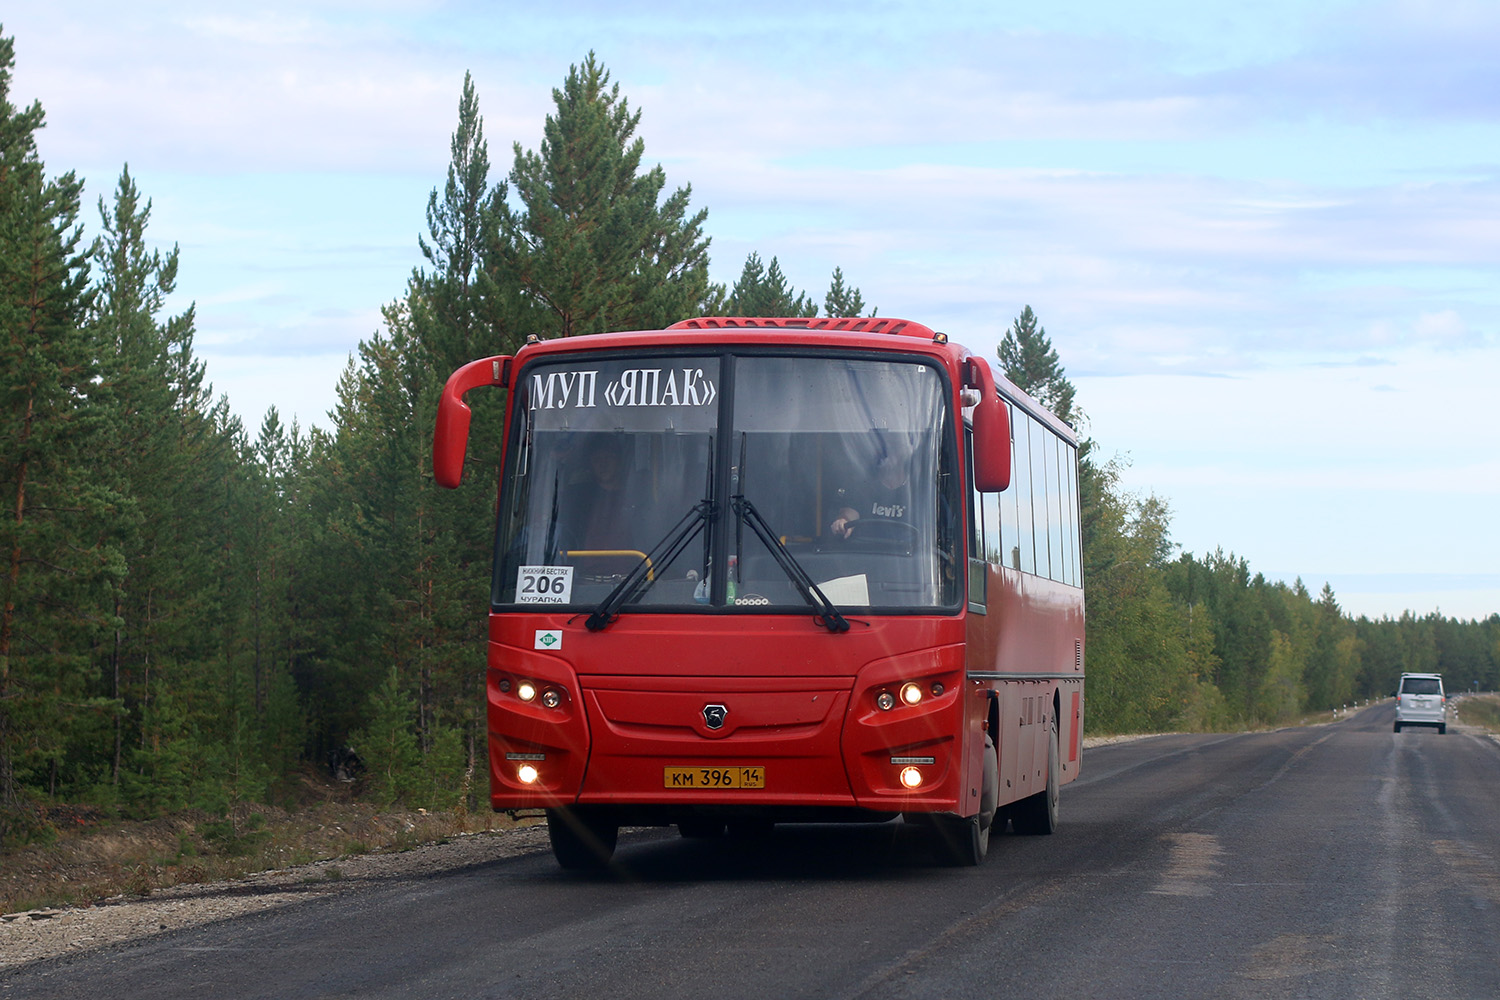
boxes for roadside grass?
[1299,698,1388,728]
[1092,699,1391,739]
[1453,693,1500,733]
[1,794,538,916]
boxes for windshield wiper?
[729,434,848,633]
[731,495,850,634]
[585,499,717,632]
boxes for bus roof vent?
[667,316,937,340]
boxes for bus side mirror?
[433,355,511,489]
[967,357,1011,492]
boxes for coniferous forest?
[3,33,1497,847]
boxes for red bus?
[433,317,1085,868]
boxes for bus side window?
[1030,416,1051,580]
[1063,442,1080,586]
[998,402,1021,571]
[1060,437,1072,584]
[1011,406,1034,574]
[1046,429,1064,583]
[1072,446,1083,583]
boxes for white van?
[1394,673,1446,734]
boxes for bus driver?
[829,438,913,540]
[567,437,642,551]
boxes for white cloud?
[1413,309,1472,346]
[180,12,327,46]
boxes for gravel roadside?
[1,824,552,971]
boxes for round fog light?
[516,681,537,702]
[876,691,896,711]
[517,764,540,784]
[540,689,562,709]
[900,682,923,706]
[899,766,923,789]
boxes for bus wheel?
[1012,714,1060,835]
[929,734,998,866]
[547,808,618,870]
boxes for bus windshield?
[494,352,960,613]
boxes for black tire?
[928,734,999,866]
[979,733,999,831]
[1393,722,1402,733]
[547,808,618,870]
[1438,723,1447,735]
[1012,711,1060,836]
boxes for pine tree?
[351,666,421,807]
[823,267,871,318]
[245,431,334,758]
[236,407,347,762]
[1305,582,1359,710]
[0,31,112,842]
[725,252,817,316]
[413,72,529,372]
[246,410,305,721]
[317,297,489,795]
[997,306,1077,425]
[88,166,236,796]
[406,72,524,614]
[494,53,711,337]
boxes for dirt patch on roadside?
[1,817,549,970]
[1,800,539,915]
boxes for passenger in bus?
[828,438,914,540]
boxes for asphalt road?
[7,703,1499,1000]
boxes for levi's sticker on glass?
[516,566,573,604]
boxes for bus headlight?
[540,689,562,709]
[516,681,537,703]
[517,764,540,784]
[876,691,896,711]
[900,682,923,706]
[899,766,924,789]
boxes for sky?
[5,1,1498,620]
